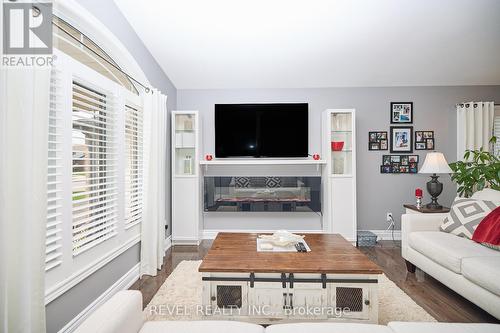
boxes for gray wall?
[46,2,176,332]
[46,244,140,333]
[178,86,500,231]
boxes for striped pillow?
[440,197,499,239]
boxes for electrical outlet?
[386,212,393,222]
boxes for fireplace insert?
[204,176,321,213]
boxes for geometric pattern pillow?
[265,177,282,188]
[440,197,499,239]
[234,177,250,188]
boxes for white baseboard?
[58,262,140,333]
[363,229,402,241]
[164,235,172,252]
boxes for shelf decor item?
[415,131,435,150]
[419,152,453,209]
[368,131,388,151]
[390,102,413,124]
[390,126,413,153]
[312,153,320,160]
[415,188,423,209]
[205,154,213,161]
[331,141,344,151]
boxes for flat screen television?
[215,103,308,158]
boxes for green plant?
[449,137,500,197]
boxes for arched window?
[53,16,139,95]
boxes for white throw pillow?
[440,197,499,239]
[471,188,500,201]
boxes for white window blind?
[72,81,117,256]
[125,104,143,228]
[46,68,63,271]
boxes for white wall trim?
[57,262,140,333]
[164,235,172,252]
[362,229,402,241]
[45,235,140,304]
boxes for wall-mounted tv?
[215,103,308,158]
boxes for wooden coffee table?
[200,233,382,324]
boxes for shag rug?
[144,260,436,324]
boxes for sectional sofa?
[74,291,499,333]
[402,189,500,319]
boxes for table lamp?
[419,152,453,210]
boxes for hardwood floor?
[130,239,499,323]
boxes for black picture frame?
[381,154,419,174]
[368,131,388,151]
[390,126,413,153]
[390,102,413,124]
[415,130,435,150]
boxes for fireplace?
[203,176,321,213]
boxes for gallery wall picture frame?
[390,126,413,153]
[381,154,419,174]
[415,130,435,150]
[390,102,413,124]
[368,131,388,151]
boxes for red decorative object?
[331,141,344,151]
[472,206,500,248]
[312,154,320,160]
[205,154,213,161]
[415,188,423,198]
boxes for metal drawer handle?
[283,293,288,309]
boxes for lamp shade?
[419,152,453,174]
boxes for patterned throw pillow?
[234,177,250,188]
[440,197,500,239]
[265,177,282,188]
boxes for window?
[125,104,143,228]
[45,15,145,301]
[72,81,118,255]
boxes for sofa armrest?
[401,213,447,260]
[74,290,143,333]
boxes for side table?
[403,204,450,214]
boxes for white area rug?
[144,260,436,324]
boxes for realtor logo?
[3,2,52,55]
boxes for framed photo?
[390,102,413,124]
[415,130,435,150]
[380,154,419,174]
[426,138,434,150]
[368,131,388,151]
[390,126,413,153]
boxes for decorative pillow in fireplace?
[440,197,499,239]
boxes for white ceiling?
[115,0,500,89]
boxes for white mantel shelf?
[199,159,327,166]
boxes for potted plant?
[449,137,500,198]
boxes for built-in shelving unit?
[322,109,357,241]
[171,111,202,244]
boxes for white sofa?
[402,189,500,320]
[74,291,499,333]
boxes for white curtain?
[0,67,50,332]
[457,101,495,160]
[140,89,168,277]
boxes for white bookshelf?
[171,111,202,244]
[321,109,357,242]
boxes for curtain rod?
[456,102,499,106]
[52,21,153,94]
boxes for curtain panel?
[0,67,50,333]
[140,90,168,277]
[457,101,495,160]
